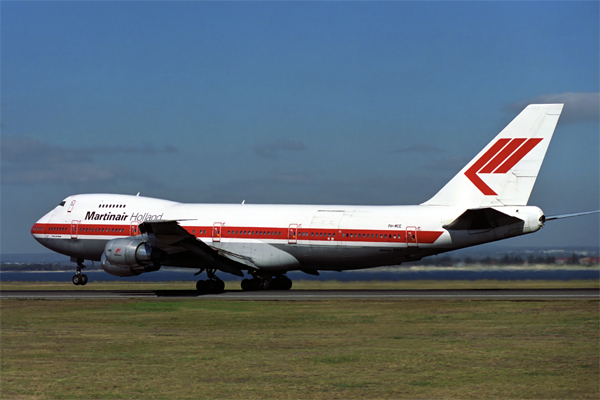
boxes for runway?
[1,288,598,300]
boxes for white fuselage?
[29,105,565,286]
[32,193,544,274]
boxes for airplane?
[31,103,599,292]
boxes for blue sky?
[1,1,598,255]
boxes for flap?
[137,220,245,276]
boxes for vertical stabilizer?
[422,104,563,207]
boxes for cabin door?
[212,223,223,242]
[406,226,418,247]
[71,220,79,239]
[288,224,298,244]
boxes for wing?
[138,220,245,276]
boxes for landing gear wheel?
[196,279,225,293]
[72,259,87,286]
[241,279,252,291]
[214,279,225,293]
[241,277,269,291]
[260,279,271,290]
[281,276,292,290]
[242,278,260,291]
[251,278,261,291]
[272,276,292,290]
[205,280,217,292]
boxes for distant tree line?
[1,252,598,271]
[407,252,598,266]
[0,263,102,272]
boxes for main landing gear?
[72,259,88,286]
[195,268,225,293]
[241,274,292,291]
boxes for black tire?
[196,280,206,291]
[282,277,293,290]
[241,279,252,291]
[80,274,88,286]
[214,279,225,293]
[72,275,81,286]
[271,278,286,290]
[251,278,261,291]
[260,279,270,290]
[271,278,281,290]
[205,279,217,293]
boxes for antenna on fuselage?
[136,192,140,196]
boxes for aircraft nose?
[31,221,47,245]
[31,209,55,245]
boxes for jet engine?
[100,238,165,277]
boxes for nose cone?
[31,208,55,247]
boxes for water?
[1,268,598,282]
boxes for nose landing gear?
[72,259,88,286]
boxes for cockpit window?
[59,201,66,207]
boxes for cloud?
[505,92,599,123]
[390,144,442,154]
[0,136,179,185]
[253,139,307,159]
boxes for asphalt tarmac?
[1,288,597,300]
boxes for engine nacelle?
[104,238,155,266]
[100,238,164,277]
[100,255,141,277]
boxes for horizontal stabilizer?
[443,208,523,231]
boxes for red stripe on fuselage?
[32,223,444,244]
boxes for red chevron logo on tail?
[465,138,543,195]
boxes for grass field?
[1,279,599,399]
